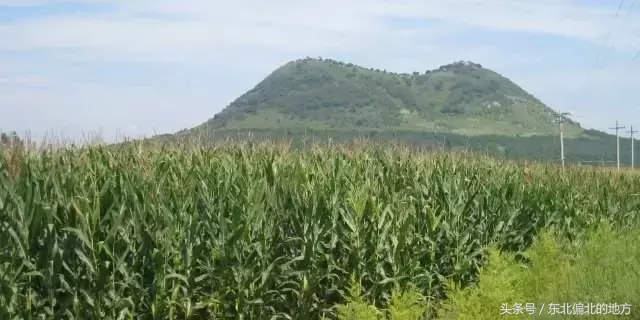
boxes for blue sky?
[1,0,639,142]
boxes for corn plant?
[1,140,639,319]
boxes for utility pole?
[555,112,571,170]
[610,121,626,171]
[630,126,638,169]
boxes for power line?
[622,0,639,61]
[594,0,631,69]
[579,0,632,106]
[617,0,627,15]
[627,0,637,16]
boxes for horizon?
[1,0,639,142]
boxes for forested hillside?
[189,58,583,137]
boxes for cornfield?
[1,141,639,319]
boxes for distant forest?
[163,128,638,167]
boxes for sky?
[1,0,639,142]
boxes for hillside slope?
[188,58,583,137]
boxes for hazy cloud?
[0,0,638,141]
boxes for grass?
[435,222,640,320]
[337,222,640,319]
[1,138,639,319]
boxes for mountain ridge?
[184,57,583,137]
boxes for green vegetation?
[164,57,630,166]
[1,139,639,319]
[162,127,637,167]
[342,224,639,319]
[190,58,583,137]
[0,131,24,149]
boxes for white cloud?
[110,0,640,52]
[1,0,638,61]
[0,79,225,141]
[0,0,108,5]
[0,74,50,88]
[369,0,625,43]
[1,0,639,137]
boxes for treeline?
[0,131,24,149]
[167,128,637,167]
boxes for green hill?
[187,57,583,137]
[156,58,634,166]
